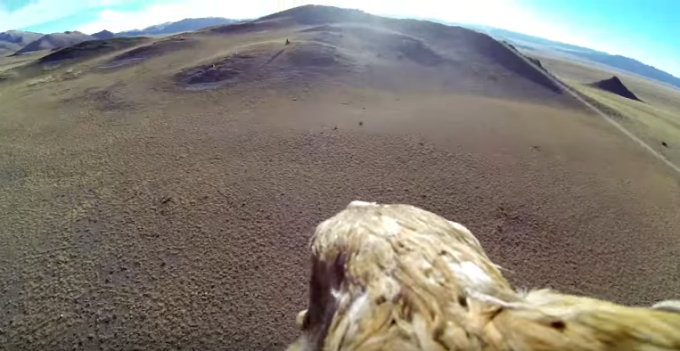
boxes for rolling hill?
[117,17,238,37]
[14,31,95,55]
[92,30,115,40]
[0,30,43,55]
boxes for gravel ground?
[1,9,679,348]
[2,82,680,350]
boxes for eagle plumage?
[286,201,680,351]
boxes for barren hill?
[0,30,43,55]
[38,37,149,65]
[589,76,643,102]
[2,5,574,106]
[186,5,571,106]
[117,17,237,37]
[14,31,95,55]
[92,30,115,40]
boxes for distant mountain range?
[456,24,680,90]
[116,17,237,37]
[1,17,238,56]
[1,14,678,91]
[0,30,43,55]
[92,30,115,40]
[14,31,96,55]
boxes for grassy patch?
[570,81,680,165]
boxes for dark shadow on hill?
[101,36,196,69]
[208,20,286,35]
[180,20,470,91]
[262,6,562,94]
[39,37,149,65]
[589,76,643,102]
[565,51,680,91]
[302,24,446,67]
[525,56,545,71]
[260,4,373,24]
[443,27,562,93]
[174,40,355,90]
[200,6,568,101]
[14,31,95,55]
[0,37,151,83]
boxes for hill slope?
[0,30,43,55]
[38,37,149,64]
[92,30,115,40]
[117,17,237,37]
[14,31,95,54]
[196,5,571,105]
[0,30,43,46]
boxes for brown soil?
[1,5,679,351]
[174,41,354,90]
[589,75,643,102]
[102,36,197,69]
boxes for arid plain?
[1,6,680,350]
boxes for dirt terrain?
[1,5,680,350]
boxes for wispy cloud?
[76,0,284,34]
[0,0,131,31]
[75,0,536,34]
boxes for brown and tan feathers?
[286,201,680,351]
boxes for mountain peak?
[589,76,643,102]
[92,30,115,39]
[116,17,236,37]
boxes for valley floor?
[2,76,680,349]
[2,9,680,348]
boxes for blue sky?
[1,0,678,76]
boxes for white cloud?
[76,0,537,34]
[76,0,285,33]
[0,0,129,31]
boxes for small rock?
[662,141,668,147]
[359,121,363,126]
